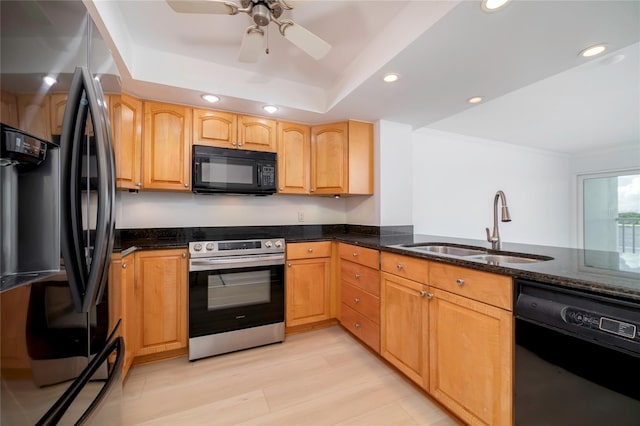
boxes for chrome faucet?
[485,190,511,251]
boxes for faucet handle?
[485,227,492,243]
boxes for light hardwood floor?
[123,327,458,426]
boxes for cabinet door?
[285,257,331,327]
[429,288,513,426]
[121,254,137,377]
[310,122,348,194]
[143,102,192,191]
[1,91,19,127]
[17,94,51,141]
[112,94,143,190]
[277,121,310,194]
[238,115,276,152]
[49,93,68,135]
[347,121,373,195]
[193,108,237,148]
[380,272,429,389]
[135,249,188,356]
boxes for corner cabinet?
[310,120,373,195]
[285,242,332,328]
[193,108,276,152]
[112,94,143,190]
[277,121,311,194]
[134,248,188,357]
[143,102,192,191]
[108,252,137,379]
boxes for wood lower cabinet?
[339,243,380,352]
[285,242,332,327]
[109,253,137,378]
[277,121,310,194]
[112,94,143,190]
[429,288,513,426]
[143,101,191,191]
[380,252,430,388]
[134,248,188,356]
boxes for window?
[578,170,640,273]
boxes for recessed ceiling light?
[263,105,278,114]
[383,73,399,83]
[481,0,511,12]
[201,94,220,103]
[43,76,57,87]
[579,44,607,58]
[468,96,483,104]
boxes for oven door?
[189,257,284,338]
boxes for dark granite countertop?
[114,225,640,302]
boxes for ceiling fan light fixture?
[239,26,265,63]
[263,105,278,114]
[468,96,483,104]
[579,44,607,58]
[201,94,220,103]
[383,73,399,83]
[481,0,511,11]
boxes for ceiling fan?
[166,0,331,63]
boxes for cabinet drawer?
[429,263,513,311]
[341,282,380,324]
[381,252,430,284]
[338,243,379,269]
[287,241,332,259]
[340,260,380,296]
[341,303,380,353]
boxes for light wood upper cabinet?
[134,248,188,357]
[277,121,310,194]
[193,109,276,152]
[238,115,277,152]
[285,242,332,327]
[1,91,19,127]
[143,101,192,191]
[49,93,68,135]
[193,108,237,148]
[112,94,143,190]
[17,94,51,141]
[310,120,373,195]
[429,288,513,426]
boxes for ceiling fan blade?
[281,22,331,60]
[166,0,236,14]
[238,27,264,63]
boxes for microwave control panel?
[260,164,276,187]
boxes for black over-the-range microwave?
[192,145,277,195]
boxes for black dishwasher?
[514,279,640,426]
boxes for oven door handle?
[189,255,284,271]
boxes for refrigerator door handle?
[60,66,116,313]
[35,321,124,426]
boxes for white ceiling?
[76,1,640,153]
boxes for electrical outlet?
[297,212,304,223]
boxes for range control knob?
[193,243,203,252]
[205,243,214,251]
[274,240,282,248]
[264,241,273,248]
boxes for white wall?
[412,129,572,247]
[115,192,347,229]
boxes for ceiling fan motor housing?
[252,3,271,26]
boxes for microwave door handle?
[257,163,262,188]
[81,67,116,312]
[60,67,90,312]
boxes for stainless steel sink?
[467,254,552,264]
[398,243,488,257]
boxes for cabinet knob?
[232,141,237,146]
[354,323,361,329]
[122,263,127,269]
[287,263,292,267]
[354,273,360,279]
[354,298,360,304]
[307,248,313,253]
[136,182,141,187]
[427,293,434,300]
[352,252,358,257]
[419,290,426,297]
[279,187,284,191]
[396,263,403,270]
[456,278,465,286]
[184,183,189,188]
[310,188,315,193]
[238,142,244,146]
[182,252,187,258]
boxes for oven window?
[201,161,253,185]
[207,270,271,310]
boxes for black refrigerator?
[1,1,123,424]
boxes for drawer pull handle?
[419,290,426,297]
[396,263,403,270]
[354,273,361,279]
[456,278,465,286]
[354,323,361,329]
[308,248,313,253]
[352,252,358,257]
[354,298,360,304]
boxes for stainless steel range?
[188,238,285,361]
